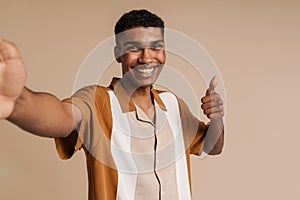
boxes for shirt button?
[162,191,165,195]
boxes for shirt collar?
[109,77,167,113]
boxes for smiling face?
[114,27,166,88]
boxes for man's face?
[115,27,166,88]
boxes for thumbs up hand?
[201,76,224,119]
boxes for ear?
[114,46,122,63]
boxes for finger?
[0,38,20,60]
[201,99,223,110]
[209,75,218,93]
[201,92,221,103]
[203,105,224,116]
[205,76,218,96]
[0,38,4,62]
[201,95,212,103]
[208,111,224,119]
[0,100,15,120]
[0,38,7,54]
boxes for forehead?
[117,27,164,45]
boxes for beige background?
[1,0,300,199]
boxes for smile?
[136,67,155,74]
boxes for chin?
[140,83,154,88]
[134,80,154,89]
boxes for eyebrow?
[123,39,165,46]
[123,41,141,46]
[151,39,165,45]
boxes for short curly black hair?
[114,9,165,44]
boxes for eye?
[127,46,141,52]
[151,43,164,50]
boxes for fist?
[201,76,224,119]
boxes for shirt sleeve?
[177,98,209,157]
[54,85,100,160]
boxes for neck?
[120,78,155,120]
[131,86,153,108]
[132,87,155,122]
[119,77,153,104]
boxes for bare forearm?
[7,87,75,138]
[204,118,224,155]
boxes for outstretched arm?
[201,76,225,155]
[8,87,81,138]
[0,38,81,138]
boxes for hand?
[0,38,26,119]
[201,76,224,119]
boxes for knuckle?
[202,96,209,102]
[219,99,223,105]
[9,42,17,48]
[211,92,219,97]
[201,97,205,103]
[209,113,216,119]
[206,102,212,108]
[219,105,224,110]
[203,109,210,115]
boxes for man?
[0,9,224,200]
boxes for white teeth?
[136,68,154,74]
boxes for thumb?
[206,76,218,95]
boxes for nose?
[138,48,153,64]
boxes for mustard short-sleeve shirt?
[55,78,208,200]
